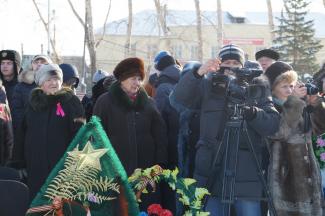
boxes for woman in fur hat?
[93,57,168,211]
[265,62,323,215]
[14,63,85,199]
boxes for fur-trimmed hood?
[18,69,35,85]
[29,87,74,111]
[109,81,149,111]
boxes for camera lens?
[305,83,319,95]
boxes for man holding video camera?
[170,44,280,216]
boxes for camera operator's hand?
[307,94,320,107]
[242,106,257,121]
[197,59,221,76]
[292,82,307,98]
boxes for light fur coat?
[268,95,323,216]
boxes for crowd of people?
[0,44,325,215]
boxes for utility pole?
[47,0,51,57]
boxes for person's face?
[273,80,296,101]
[120,75,142,95]
[1,60,15,77]
[220,59,242,76]
[63,77,78,89]
[41,76,62,95]
[257,57,275,72]
[32,58,48,71]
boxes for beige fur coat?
[268,95,323,216]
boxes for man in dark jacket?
[171,44,280,216]
[153,52,181,214]
[0,50,21,110]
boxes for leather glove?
[242,106,257,121]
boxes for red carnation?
[159,209,173,216]
[147,204,163,215]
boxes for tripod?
[204,103,277,216]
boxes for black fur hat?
[113,57,145,81]
[264,61,293,87]
[0,50,22,75]
[255,49,280,61]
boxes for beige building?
[96,10,325,74]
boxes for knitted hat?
[32,55,52,64]
[35,63,63,86]
[0,49,22,74]
[113,57,145,81]
[218,44,245,66]
[155,54,176,71]
[93,69,109,83]
[154,51,171,64]
[255,49,280,61]
[264,61,293,87]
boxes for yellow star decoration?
[68,141,108,171]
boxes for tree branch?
[67,0,85,26]
[32,0,48,30]
[95,0,112,48]
[31,0,60,62]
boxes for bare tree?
[194,0,203,62]
[125,0,133,57]
[67,0,112,76]
[217,0,223,51]
[267,0,275,41]
[153,0,170,51]
[32,0,60,63]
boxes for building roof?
[97,10,325,38]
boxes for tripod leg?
[221,126,241,216]
[242,122,277,216]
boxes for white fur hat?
[35,64,63,86]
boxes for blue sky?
[0,0,323,56]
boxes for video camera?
[304,80,320,95]
[212,67,264,102]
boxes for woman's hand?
[307,94,320,106]
[292,82,307,98]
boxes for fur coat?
[268,95,323,216]
[310,95,325,136]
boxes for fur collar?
[18,70,35,84]
[30,87,74,111]
[110,81,149,110]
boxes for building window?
[130,43,137,56]
[191,45,198,60]
[171,45,182,59]
[211,46,218,58]
[147,44,158,60]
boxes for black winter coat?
[11,70,37,131]
[154,65,180,168]
[171,64,280,199]
[2,78,18,110]
[16,87,84,199]
[0,103,13,165]
[93,82,168,176]
[170,96,200,178]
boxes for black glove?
[242,106,257,121]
